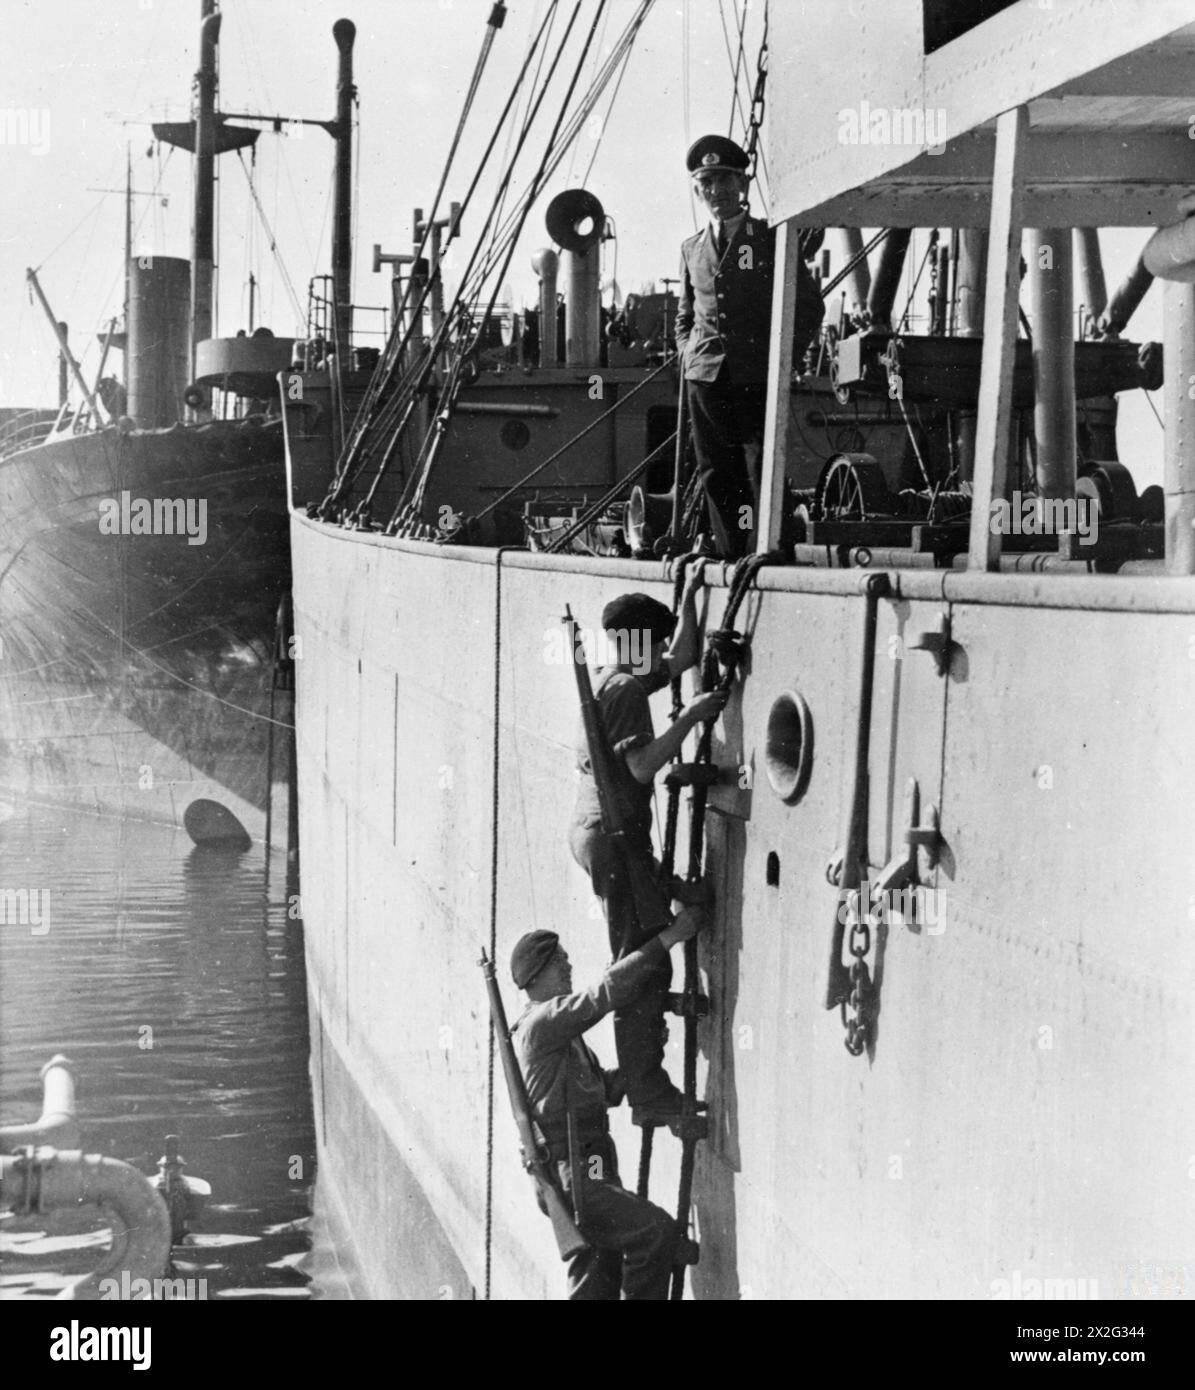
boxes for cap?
[600,593,677,647]
[510,929,560,989]
[686,134,750,177]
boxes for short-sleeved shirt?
[571,668,656,838]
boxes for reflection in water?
[0,805,323,1299]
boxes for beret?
[686,134,750,176]
[510,929,560,989]
[600,592,676,646]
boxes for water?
[0,804,329,1300]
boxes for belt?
[542,1115,609,1162]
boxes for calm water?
[0,804,330,1300]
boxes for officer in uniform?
[510,911,704,1300]
[567,582,727,1125]
[674,134,824,557]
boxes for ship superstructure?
[286,0,1195,1298]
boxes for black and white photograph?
[0,0,1191,1354]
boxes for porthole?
[764,690,813,804]
[500,418,531,451]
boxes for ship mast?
[192,0,220,379]
[330,20,356,359]
[124,144,132,389]
[153,0,259,416]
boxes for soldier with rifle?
[506,916,704,1299]
[566,579,728,1125]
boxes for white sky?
[1,0,752,406]
[0,0,1165,482]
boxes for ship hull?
[292,512,1195,1299]
[0,420,290,838]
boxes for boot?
[614,973,682,1121]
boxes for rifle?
[479,948,588,1260]
[562,606,673,940]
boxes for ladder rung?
[665,763,721,788]
[666,991,709,1019]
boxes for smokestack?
[531,249,559,367]
[331,20,356,356]
[563,248,601,367]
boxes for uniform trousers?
[567,818,674,1107]
[558,1135,678,1300]
[685,370,768,558]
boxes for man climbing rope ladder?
[566,571,727,1126]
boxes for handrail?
[0,414,56,460]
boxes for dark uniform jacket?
[512,938,670,1151]
[674,214,824,386]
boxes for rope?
[478,357,675,524]
[393,2,604,526]
[330,0,538,507]
[484,545,516,1300]
[820,228,889,301]
[235,149,305,324]
[544,429,676,553]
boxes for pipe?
[1144,217,1195,284]
[1074,228,1107,332]
[954,228,988,338]
[866,228,911,329]
[563,246,601,367]
[58,321,69,406]
[190,4,220,373]
[531,248,559,366]
[1027,229,1076,501]
[931,244,950,335]
[952,228,988,481]
[0,1148,172,1300]
[331,19,356,356]
[1102,251,1153,338]
[1162,279,1195,574]
[26,272,106,424]
[834,228,871,315]
[0,1055,80,1148]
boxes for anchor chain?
[841,888,874,1056]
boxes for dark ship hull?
[0,419,289,838]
